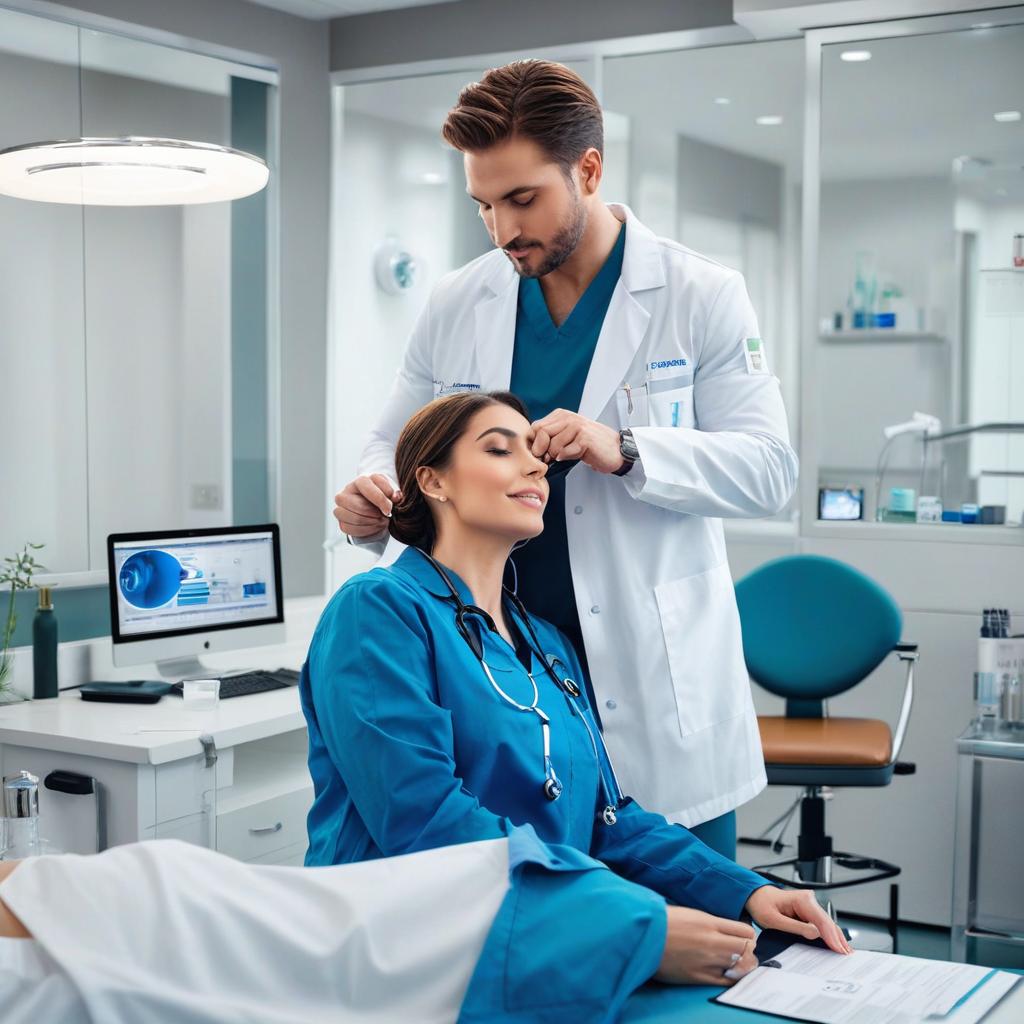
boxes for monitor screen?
[818,487,864,522]
[108,525,283,645]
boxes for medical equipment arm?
[307,577,512,855]
[624,272,798,518]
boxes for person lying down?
[2,826,719,1023]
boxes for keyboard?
[169,668,300,700]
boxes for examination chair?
[735,554,918,950]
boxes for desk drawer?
[216,787,312,862]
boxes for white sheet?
[0,838,511,1023]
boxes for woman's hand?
[655,906,758,986]
[744,886,853,954]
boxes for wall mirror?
[0,6,278,580]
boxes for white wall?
[957,200,1024,520]
[0,43,232,572]
[327,104,488,587]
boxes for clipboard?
[709,930,1019,1024]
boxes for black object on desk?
[168,668,300,700]
[80,681,172,704]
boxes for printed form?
[715,944,1019,1024]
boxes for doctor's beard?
[505,188,587,279]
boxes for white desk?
[0,596,325,866]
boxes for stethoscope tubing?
[418,548,622,823]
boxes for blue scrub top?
[300,545,765,920]
[508,223,626,681]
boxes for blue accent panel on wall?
[231,76,271,525]
[7,586,111,649]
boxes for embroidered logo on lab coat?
[743,338,769,375]
[433,379,482,397]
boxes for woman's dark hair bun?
[389,390,528,552]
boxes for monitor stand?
[154,656,211,681]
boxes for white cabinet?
[0,688,314,866]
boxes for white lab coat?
[355,204,798,826]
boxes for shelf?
[980,267,1024,273]
[804,520,1024,546]
[217,732,311,815]
[820,330,944,342]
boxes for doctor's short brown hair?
[390,390,530,553]
[441,60,603,172]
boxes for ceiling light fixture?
[755,115,783,126]
[714,97,731,105]
[840,50,872,62]
[993,111,1021,123]
[0,137,269,205]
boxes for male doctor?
[334,60,797,857]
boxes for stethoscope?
[417,548,621,827]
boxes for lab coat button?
[605,699,617,710]
[574,505,583,514]
[590,605,600,615]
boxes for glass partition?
[813,20,1024,525]
[0,8,279,578]
[602,39,805,509]
[0,9,89,572]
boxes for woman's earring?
[437,495,447,503]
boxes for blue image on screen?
[119,550,185,609]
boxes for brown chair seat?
[758,716,892,767]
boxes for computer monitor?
[107,524,284,677]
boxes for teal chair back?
[734,555,902,713]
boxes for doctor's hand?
[744,886,853,955]
[530,409,625,475]
[655,907,758,986]
[334,474,402,539]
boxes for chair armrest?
[890,641,918,764]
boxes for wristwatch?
[613,429,639,477]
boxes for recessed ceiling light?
[840,50,872,62]
[755,115,783,126]
[972,22,994,29]
[994,111,1022,123]
[714,97,731,105]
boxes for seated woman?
[0,392,846,1021]
[301,390,850,984]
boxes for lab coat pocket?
[654,563,749,738]
[646,375,695,428]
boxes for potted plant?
[0,543,45,703]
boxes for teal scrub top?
[508,223,626,676]
[299,545,765,923]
